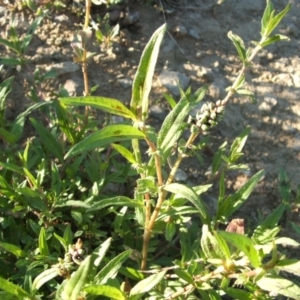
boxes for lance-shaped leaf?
[65,124,145,158]
[94,250,132,285]
[260,34,289,48]
[39,227,49,257]
[32,268,58,291]
[201,225,230,260]
[82,285,126,299]
[0,242,26,258]
[164,183,209,224]
[0,277,31,299]
[129,271,166,300]
[59,96,136,120]
[228,31,247,62]
[257,274,300,299]
[131,23,166,121]
[156,86,207,164]
[30,118,64,163]
[217,169,265,220]
[261,2,291,38]
[111,143,137,164]
[252,203,285,244]
[62,255,93,300]
[219,231,261,268]
[87,196,143,213]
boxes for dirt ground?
[0,0,299,252]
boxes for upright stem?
[141,132,199,270]
[141,41,265,270]
[83,0,91,120]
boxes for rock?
[117,78,133,89]
[173,25,188,37]
[272,73,294,87]
[54,14,69,23]
[46,61,80,76]
[188,28,200,40]
[121,11,140,27]
[149,104,167,121]
[174,168,188,182]
[159,70,190,96]
[258,94,277,113]
[292,74,300,88]
[63,78,81,96]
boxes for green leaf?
[0,277,31,299]
[65,124,145,159]
[262,3,291,37]
[276,259,300,277]
[228,31,247,62]
[0,242,26,258]
[87,196,143,212]
[252,203,286,244]
[278,168,291,204]
[218,169,265,219]
[111,143,137,164]
[59,96,136,120]
[291,222,300,235]
[275,237,300,247]
[261,0,273,36]
[200,225,230,260]
[54,233,68,252]
[94,237,112,267]
[62,255,93,300]
[165,221,176,242]
[32,268,58,291]
[22,15,44,51]
[229,126,250,163]
[129,271,166,300]
[30,118,64,162]
[63,224,73,248]
[131,24,166,121]
[94,250,131,284]
[257,274,300,299]
[82,285,126,299]
[223,287,252,300]
[38,227,49,257]
[236,88,256,103]
[219,231,261,268]
[260,34,289,47]
[0,57,22,66]
[0,36,21,53]
[212,142,227,175]
[0,128,17,144]
[164,183,209,224]
[174,269,194,284]
[157,86,207,163]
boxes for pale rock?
[159,70,190,96]
[117,78,132,89]
[188,28,200,40]
[46,61,80,76]
[258,94,277,112]
[173,25,188,37]
[63,78,81,96]
[150,105,167,121]
[174,168,188,182]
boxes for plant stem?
[83,0,91,121]
[141,132,199,270]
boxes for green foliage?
[0,1,299,299]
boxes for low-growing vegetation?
[0,0,299,299]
